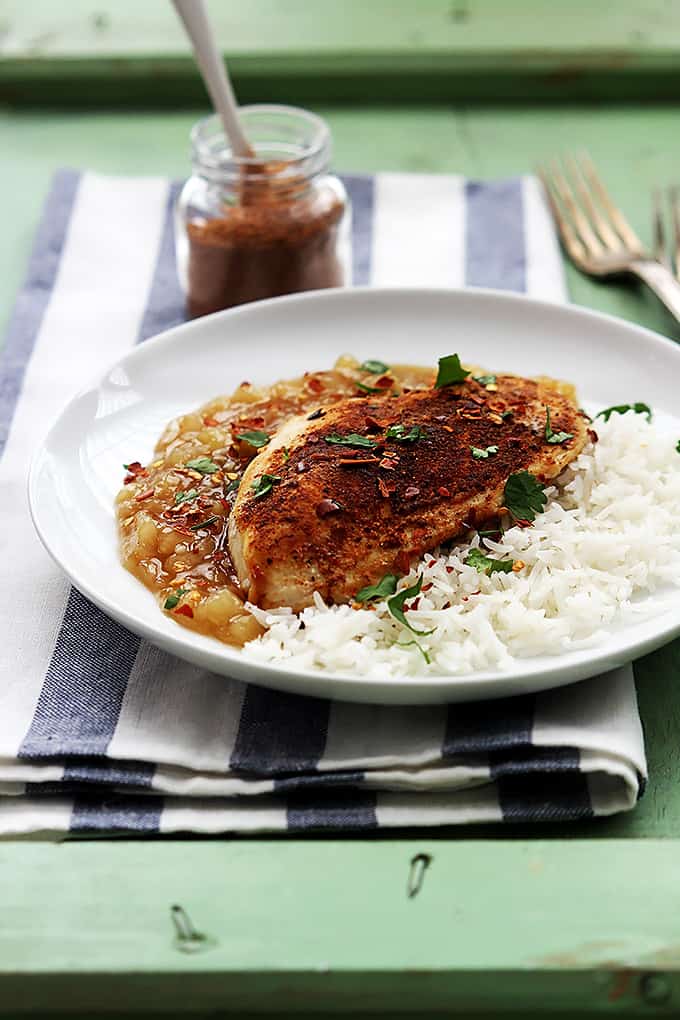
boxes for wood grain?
[3,0,680,104]
[1,839,679,1012]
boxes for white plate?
[29,287,680,704]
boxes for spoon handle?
[172,0,253,160]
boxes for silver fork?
[652,186,680,280]
[538,153,680,322]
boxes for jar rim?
[190,104,331,182]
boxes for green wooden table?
[2,3,680,1016]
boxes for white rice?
[242,411,680,676]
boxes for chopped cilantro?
[434,353,469,388]
[189,515,219,531]
[471,444,499,459]
[324,432,378,449]
[225,478,240,494]
[360,359,389,374]
[356,380,383,394]
[250,474,281,499]
[466,547,514,575]
[595,402,652,423]
[355,573,398,603]
[387,575,435,637]
[164,588,188,610]
[501,410,513,420]
[396,639,431,665]
[478,526,503,537]
[174,488,198,505]
[386,424,427,442]
[544,406,574,445]
[677,440,680,454]
[186,456,219,475]
[237,429,270,448]
[282,447,290,462]
[473,374,497,386]
[504,471,547,522]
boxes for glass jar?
[175,105,351,317]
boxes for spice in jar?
[176,106,351,317]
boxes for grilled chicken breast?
[228,373,588,611]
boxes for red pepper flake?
[316,498,343,518]
[396,550,411,574]
[135,488,155,501]
[306,376,324,394]
[123,461,148,484]
[445,565,454,574]
[515,519,534,529]
[378,477,396,498]
[234,415,266,430]
[174,603,194,619]
[587,428,599,444]
[378,450,399,470]
[411,597,421,610]
[404,486,420,499]
[438,485,450,497]
[421,582,433,592]
[203,416,220,427]
[339,457,380,466]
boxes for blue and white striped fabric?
[0,170,646,836]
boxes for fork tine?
[670,186,680,282]
[536,165,587,264]
[546,159,605,258]
[652,188,669,268]
[578,151,644,252]
[566,154,621,251]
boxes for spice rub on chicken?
[228,366,588,612]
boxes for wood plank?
[3,0,680,104]
[1,839,679,1013]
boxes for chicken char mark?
[228,373,588,611]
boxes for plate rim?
[28,285,680,703]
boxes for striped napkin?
[0,169,646,836]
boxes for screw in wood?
[407,852,433,898]
[170,904,216,954]
[639,973,672,1006]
